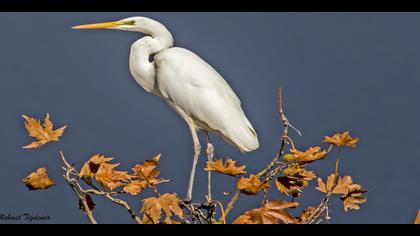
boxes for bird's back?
[154,47,259,152]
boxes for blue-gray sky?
[1,12,419,224]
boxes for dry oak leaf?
[23,167,55,190]
[205,158,246,176]
[233,200,299,224]
[323,131,359,148]
[237,174,269,195]
[415,210,420,224]
[290,146,328,164]
[140,193,184,224]
[22,113,67,149]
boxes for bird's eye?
[126,20,136,25]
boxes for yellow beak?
[72,21,124,29]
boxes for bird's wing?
[154,47,259,152]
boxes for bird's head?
[72,17,159,33]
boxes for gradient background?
[0,12,419,224]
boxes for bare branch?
[59,151,97,224]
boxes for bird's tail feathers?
[223,117,259,153]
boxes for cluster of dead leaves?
[274,146,328,196]
[80,154,165,194]
[140,193,184,224]
[317,174,367,211]
[20,114,372,224]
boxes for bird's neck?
[129,33,173,93]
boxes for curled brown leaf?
[237,174,269,195]
[23,167,55,190]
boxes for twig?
[302,192,332,224]
[82,186,142,224]
[224,190,240,218]
[59,151,97,224]
[179,201,207,224]
[257,88,289,178]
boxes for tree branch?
[59,150,142,224]
[59,151,97,224]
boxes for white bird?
[73,16,259,202]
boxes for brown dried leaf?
[23,167,55,190]
[342,195,367,211]
[122,154,165,195]
[290,147,328,164]
[79,154,115,184]
[141,193,184,224]
[205,158,246,176]
[94,163,131,191]
[276,164,316,196]
[317,175,364,196]
[323,131,359,148]
[233,200,299,224]
[22,113,67,149]
[283,164,317,181]
[317,174,367,211]
[79,154,131,190]
[333,176,356,195]
[131,154,161,183]
[237,174,269,195]
[341,184,367,211]
[316,174,337,193]
[123,181,148,195]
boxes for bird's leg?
[185,120,201,203]
[204,131,214,203]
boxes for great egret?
[73,16,259,202]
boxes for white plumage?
[152,47,259,152]
[73,16,258,201]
